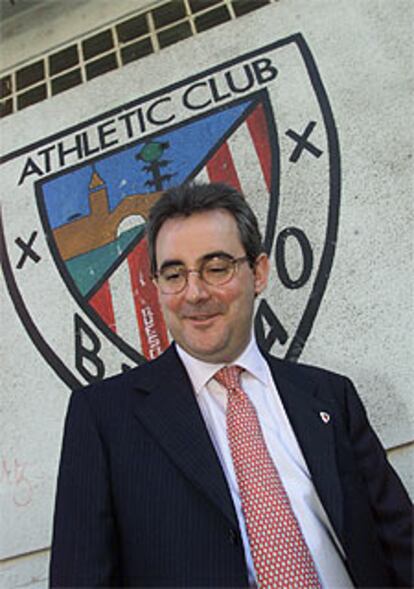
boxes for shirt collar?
[176,335,269,396]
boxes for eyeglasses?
[154,255,249,294]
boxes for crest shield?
[0,34,340,388]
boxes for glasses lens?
[202,257,233,286]
[159,265,186,293]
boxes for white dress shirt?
[176,337,354,588]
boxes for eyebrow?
[158,251,235,272]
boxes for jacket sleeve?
[344,377,413,587]
[49,388,120,587]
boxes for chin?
[190,345,223,360]
[180,339,226,363]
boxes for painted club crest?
[0,34,340,389]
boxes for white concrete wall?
[0,0,157,71]
[1,1,413,587]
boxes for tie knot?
[214,365,243,391]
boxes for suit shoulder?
[266,354,349,384]
[70,345,175,407]
[264,354,356,408]
[72,365,134,400]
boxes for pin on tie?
[319,411,330,424]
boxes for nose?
[184,271,210,303]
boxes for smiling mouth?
[185,313,220,324]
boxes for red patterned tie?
[215,366,321,589]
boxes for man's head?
[147,182,264,276]
[147,182,269,363]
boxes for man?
[50,182,412,588]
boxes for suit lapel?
[130,347,345,541]
[131,346,238,529]
[265,355,345,542]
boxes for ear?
[253,253,270,295]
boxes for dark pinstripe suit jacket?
[50,344,412,588]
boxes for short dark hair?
[146,182,264,275]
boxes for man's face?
[154,208,269,363]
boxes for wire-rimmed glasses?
[154,254,249,294]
